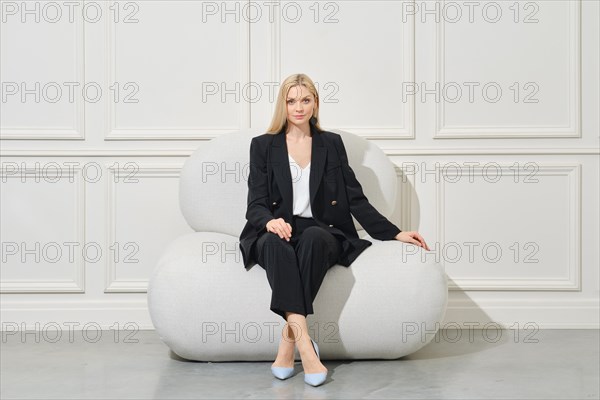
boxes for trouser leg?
[253,218,342,321]
[293,225,341,315]
[254,233,306,321]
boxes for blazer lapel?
[271,131,293,218]
[270,124,326,218]
[309,125,326,208]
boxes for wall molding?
[0,13,85,140]
[103,2,250,140]
[2,147,599,157]
[104,163,183,293]
[269,2,415,139]
[0,167,86,293]
[435,0,581,138]
[437,163,581,291]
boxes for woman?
[238,73,430,386]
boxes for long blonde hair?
[266,73,322,135]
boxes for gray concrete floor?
[1,329,598,399]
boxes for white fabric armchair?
[147,128,448,361]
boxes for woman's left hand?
[394,231,430,251]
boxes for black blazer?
[239,123,401,270]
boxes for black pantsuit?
[252,215,342,321]
[239,125,403,321]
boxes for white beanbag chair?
[147,128,448,361]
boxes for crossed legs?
[272,313,327,375]
[254,225,341,374]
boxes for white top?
[289,154,313,218]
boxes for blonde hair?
[266,73,322,135]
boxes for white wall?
[1,0,598,330]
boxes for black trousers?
[252,215,343,321]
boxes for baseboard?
[1,298,598,331]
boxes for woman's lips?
[294,115,304,119]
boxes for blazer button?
[272,201,277,205]
[328,224,334,227]
[331,200,337,205]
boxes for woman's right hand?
[266,218,292,242]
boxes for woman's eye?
[287,99,311,104]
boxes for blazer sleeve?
[333,133,402,240]
[245,137,275,231]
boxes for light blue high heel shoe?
[304,338,328,387]
[271,364,295,380]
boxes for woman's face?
[286,85,316,128]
